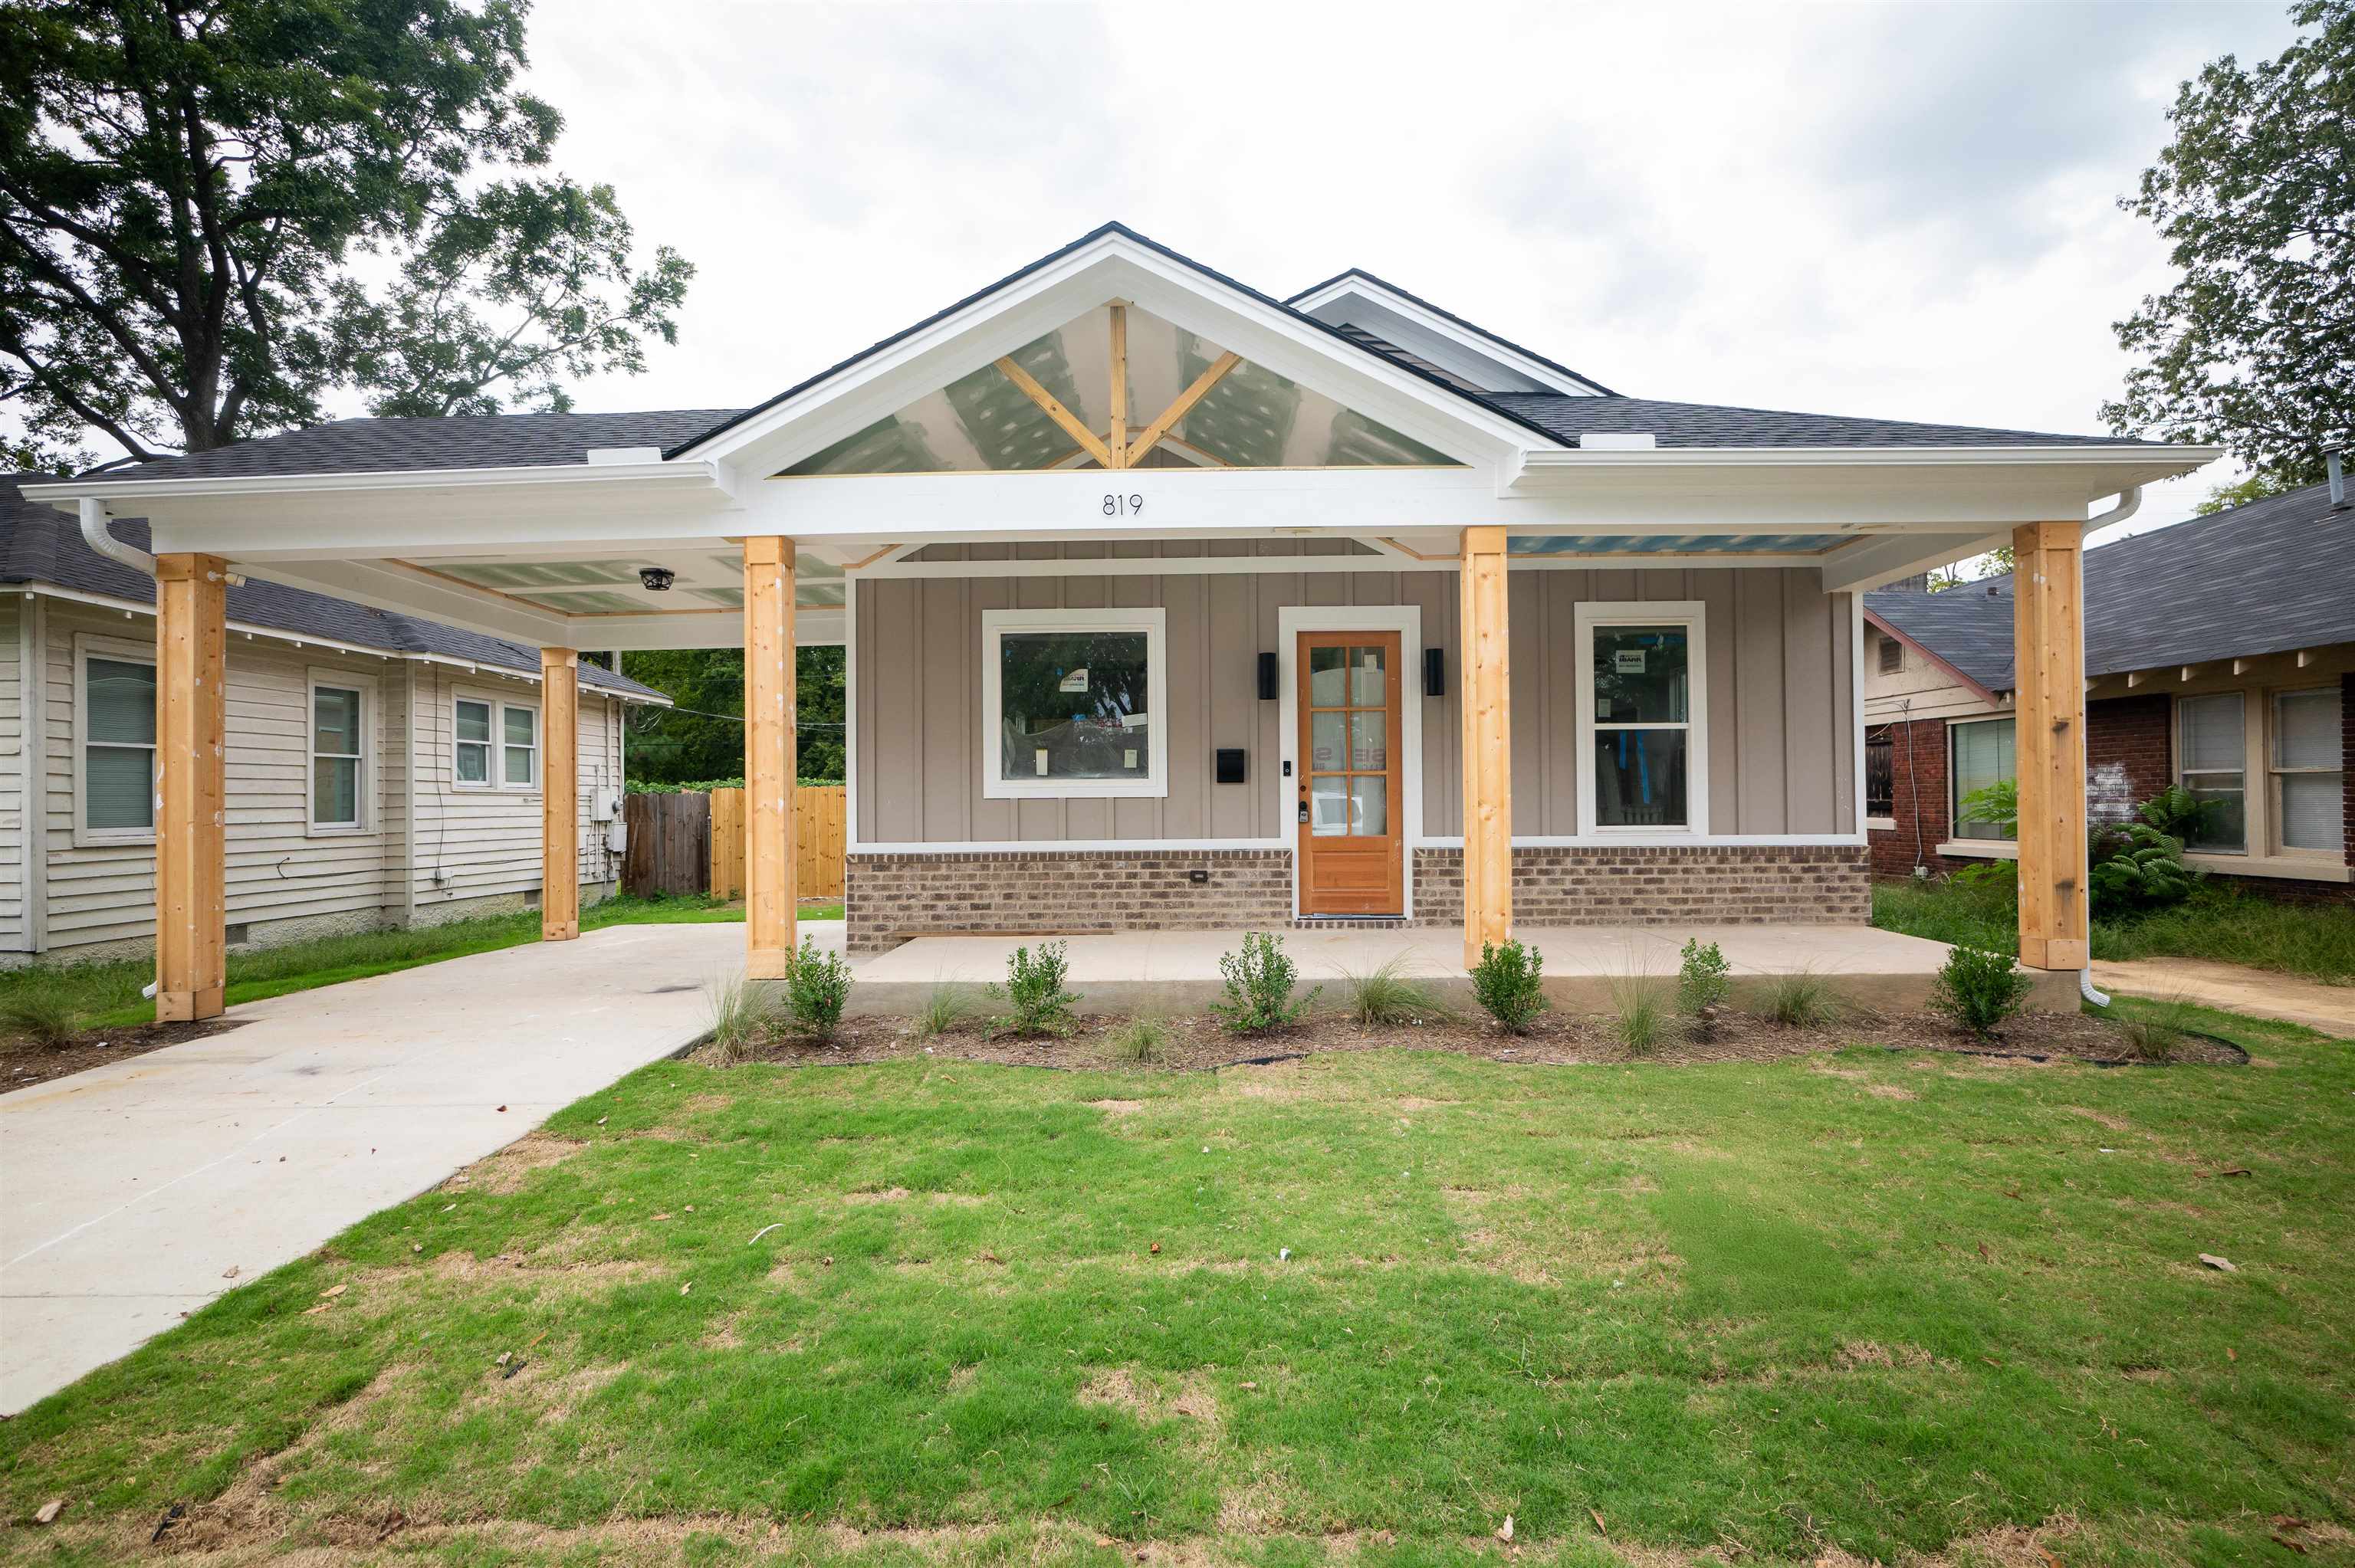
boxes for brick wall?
[1414,845,1871,927]
[845,849,1291,953]
[1868,716,1956,877]
[2087,694,2172,822]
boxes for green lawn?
[0,893,747,1036]
[1875,874,2355,986]
[5,1004,2350,1566]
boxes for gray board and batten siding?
[853,542,1856,845]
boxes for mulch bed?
[714,1005,2241,1074]
[0,1018,245,1097]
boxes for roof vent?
[1578,432,1656,451]
[586,447,662,465]
[2330,450,2347,510]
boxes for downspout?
[2074,487,2137,1008]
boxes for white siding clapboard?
[25,600,628,956]
[0,595,25,950]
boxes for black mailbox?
[1214,747,1247,784]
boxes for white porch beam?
[244,559,574,645]
[1818,530,2008,593]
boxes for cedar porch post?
[540,648,580,941]
[1460,526,1512,968]
[2012,521,2089,970]
[155,553,227,1022]
[745,537,798,979]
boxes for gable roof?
[0,475,668,700]
[1284,265,1618,395]
[1866,481,2355,690]
[44,221,2191,490]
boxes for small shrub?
[1470,939,1549,1034]
[1342,953,1446,1028]
[783,937,852,1043]
[1,989,78,1047]
[705,976,780,1064]
[1106,1013,1169,1064]
[1676,939,1731,1018]
[1210,931,1318,1034]
[1764,968,1841,1029]
[2090,819,2200,915]
[989,942,1081,1038]
[2117,992,2203,1063]
[1927,944,2033,1039]
[1608,971,1671,1056]
[911,984,974,1040]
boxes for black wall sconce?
[1424,647,1446,698]
[1256,651,1279,700]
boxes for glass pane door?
[1303,643,1390,836]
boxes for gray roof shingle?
[89,410,742,484]
[1487,395,2151,450]
[1867,481,2355,689]
[1,475,668,700]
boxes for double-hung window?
[78,636,156,841]
[310,674,368,831]
[980,608,1167,799]
[455,693,540,791]
[1948,719,2015,841]
[2177,692,2247,852]
[2271,686,2344,856]
[1574,602,1706,835]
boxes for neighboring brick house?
[1864,478,2353,901]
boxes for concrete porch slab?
[844,923,2079,1015]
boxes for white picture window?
[2271,685,2344,856]
[981,607,1167,799]
[77,635,156,841]
[309,674,369,831]
[1574,602,1707,835]
[2178,691,2247,853]
[1949,719,2016,841]
[455,692,539,791]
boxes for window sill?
[2185,852,2352,884]
[307,822,371,838]
[72,830,156,851]
[1865,816,1897,832]
[982,781,1168,801]
[1936,839,2017,860]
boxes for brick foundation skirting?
[846,842,1872,951]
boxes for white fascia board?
[250,559,574,645]
[1287,274,1608,397]
[19,458,723,507]
[675,231,1550,477]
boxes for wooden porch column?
[2012,521,2089,970]
[154,553,227,1022]
[540,648,580,941]
[1460,526,1513,968]
[745,537,798,979]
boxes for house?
[15,222,2220,1020]
[1864,477,2352,899]
[0,475,670,963]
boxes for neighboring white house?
[0,476,670,963]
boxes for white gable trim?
[1288,271,1609,398]
[670,230,1561,479]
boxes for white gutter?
[78,497,153,576]
[2076,486,2137,1010]
[1510,444,2222,474]
[24,457,720,505]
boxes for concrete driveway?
[0,919,796,1414]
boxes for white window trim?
[2265,684,2344,861]
[980,606,1168,800]
[307,666,377,835]
[2175,690,2252,856]
[72,631,157,848]
[1946,715,2018,845]
[1573,600,1708,838]
[452,686,541,793]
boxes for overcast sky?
[515,0,2302,553]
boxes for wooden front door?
[1296,631,1404,916]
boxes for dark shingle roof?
[1867,481,2355,689]
[1,476,666,700]
[90,410,742,484]
[1489,394,2150,450]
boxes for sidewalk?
[2094,957,2355,1038]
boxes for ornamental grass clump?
[989,942,1081,1038]
[1608,970,1672,1057]
[1341,953,1447,1028]
[1211,932,1318,1034]
[1470,939,1548,1034]
[1927,943,2033,1040]
[705,976,780,1065]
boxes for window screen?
[2272,687,2344,854]
[313,686,363,826]
[455,698,492,784]
[1949,720,2015,841]
[1590,624,1693,828]
[2178,692,2246,852]
[85,656,156,832]
[503,704,537,786]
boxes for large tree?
[2102,0,2353,495]
[622,648,846,787]
[0,0,690,468]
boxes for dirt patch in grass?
[0,1016,245,1097]
[442,1131,584,1195]
[724,1005,2238,1075]
[1086,1097,1146,1115]
[1076,1367,1221,1431]
[844,1186,912,1205]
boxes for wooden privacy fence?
[625,786,846,901]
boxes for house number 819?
[1102,494,1144,517]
